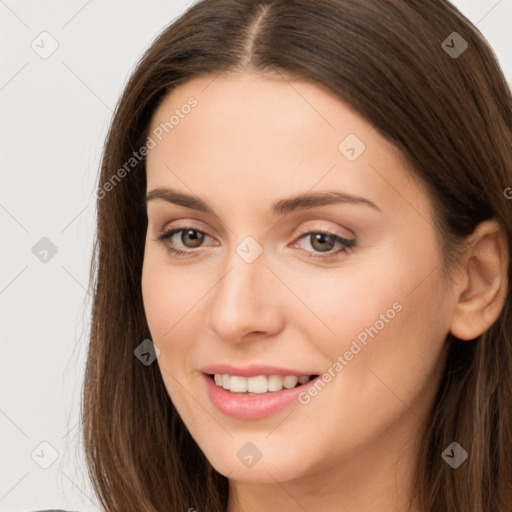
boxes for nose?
[207,248,284,343]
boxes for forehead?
[145,72,432,224]
[148,72,371,150]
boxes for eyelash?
[155,226,356,260]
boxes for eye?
[293,231,355,259]
[154,226,356,260]
[155,227,214,257]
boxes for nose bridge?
[207,240,281,341]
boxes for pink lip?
[202,373,320,420]
[201,364,317,377]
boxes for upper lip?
[201,364,319,377]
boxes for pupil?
[311,233,334,252]
[183,229,204,247]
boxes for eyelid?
[154,225,216,248]
[154,220,355,259]
[292,221,353,240]
[156,217,351,239]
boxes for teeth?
[212,373,314,393]
[267,375,283,392]
[230,375,248,393]
[283,376,298,389]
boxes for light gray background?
[1,1,511,510]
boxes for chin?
[204,443,308,483]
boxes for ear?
[449,219,509,341]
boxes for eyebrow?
[145,187,381,215]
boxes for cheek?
[141,256,204,340]
[310,246,449,386]
[332,262,449,413]
[141,261,205,407]
[276,257,407,362]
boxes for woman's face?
[142,72,455,486]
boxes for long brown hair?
[82,1,512,510]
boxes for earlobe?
[449,219,509,341]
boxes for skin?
[141,72,508,512]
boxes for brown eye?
[180,229,205,248]
[156,227,213,256]
[309,233,336,252]
[294,231,356,259]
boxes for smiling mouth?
[207,373,320,395]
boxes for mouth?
[202,370,322,420]
[200,365,322,419]
[205,372,320,395]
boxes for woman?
[80,0,512,511]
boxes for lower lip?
[203,373,319,420]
